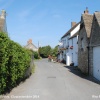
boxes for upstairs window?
[81,38,84,50]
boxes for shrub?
[28,50,40,59]
[0,32,32,94]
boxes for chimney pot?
[84,7,89,14]
[27,39,32,44]
[0,9,6,19]
[71,22,77,28]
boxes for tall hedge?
[0,32,31,94]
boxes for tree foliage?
[28,50,40,59]
[39,45,52,58]
[39,45,58,58]
[51,45,58,57]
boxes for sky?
[0,0,100,48]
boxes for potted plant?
[70,46,73,49]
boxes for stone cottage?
[89,11,100,81]
[25,39,38,52]
[78,8,93,74]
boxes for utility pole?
[38,41,40,58]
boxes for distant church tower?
[0,9,7,33]
[0,10,6,19]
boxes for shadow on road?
[64,66,100,85]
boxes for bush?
[39,45,52,58]
[28,50,40,59]
[33,51,39,59]
[0,32,32,94]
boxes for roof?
[61,22,80,39]
[25,42,38,52]
[0,18,5,32]
[25,43,38,49]
[69,31,79,39]
[82,14,93,38]
[94,11,100,26]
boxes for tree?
[39,45,58,58]
[51,45,58,57]
[39,45,52,58]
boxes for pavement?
[1,59,100,100]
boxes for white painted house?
[66,22,80,66]
[58,22,80,65]
[58,31,70,63]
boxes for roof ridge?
[61,22,80,39]
[82,14,93,38]
[94,12,100,27]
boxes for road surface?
[1,59,100,100]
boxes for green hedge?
[28,50,40,59]
[0,32,32,94]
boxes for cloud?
[0,0,3,3]
[33,35,48,40]
[17,1,43,20]
[18,10,31,18]
[53,14,61,18]
[0,0,15,10]
[16,8,33,23]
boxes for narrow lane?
[2,59,100,100]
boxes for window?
[81,38,84,50]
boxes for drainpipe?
[87,44,90,75]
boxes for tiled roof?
[94,11,100,26]
[61,22,80,39]
[82,14,93,38]
[25,43,38,51]
[0,18,4,32]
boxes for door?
[66,53,71,66]
[93,46,100,81]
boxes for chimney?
[84,7,89,14]
[27,39,32,44]
[71,22,77,28]
[0,9,6,19]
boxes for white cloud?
[53,14,61,18]
[18,10,31,18]
[0,0,3,3]
[0,0,15,10]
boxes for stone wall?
[78,27,89,74]
[24,59,34,78]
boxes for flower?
[70,46,73,49]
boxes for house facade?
[58,35,69,63]
[68,31,79,66]
[58,9,100,81]
[58,22,80,65]
[89,12,100,81]
[67,23,80,66]
[78,9,93,74]
[0,10,7,33]
[25,39,38,52]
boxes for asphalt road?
[1,59,100,100]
